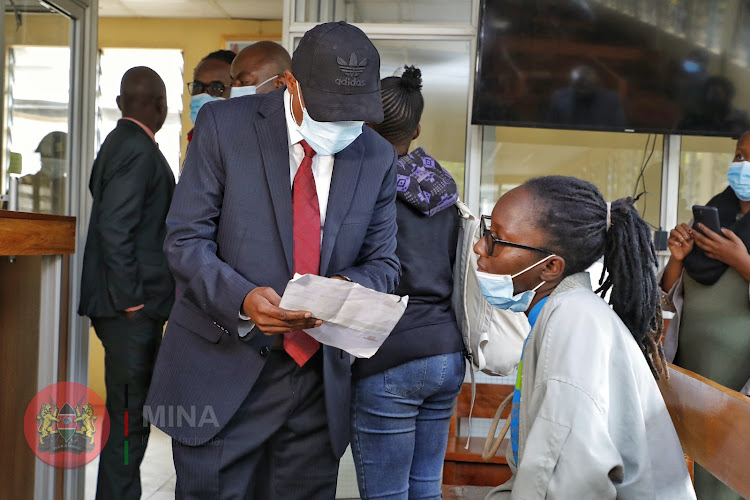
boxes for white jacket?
[487,273,696,500]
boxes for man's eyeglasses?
[188,81,227,98]
[480,215,553,256]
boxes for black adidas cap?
[292,21,384,124]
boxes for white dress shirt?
[284,88,335,230]
[238,89,335,335]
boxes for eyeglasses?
[480,215,553,256]
[187,81,227,98]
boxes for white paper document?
[278,274,408,358]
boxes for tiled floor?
[84,426,361,499]
[84,426,175,500]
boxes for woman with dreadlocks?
[478,176,695,500]
[349,66,465,499]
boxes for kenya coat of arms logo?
[24,382,109,468]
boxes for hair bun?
[400,65,423,91]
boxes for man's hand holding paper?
[242,286,323,334]
[278,274,408,358]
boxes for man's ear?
[156,96,167,115]
[540,255,565,283]
[284,70,297,93]
[412,123,421,141]
[116,95,122,113]
[274,75,286,89]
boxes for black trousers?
[91,312,164,500]
[172,350,339,500]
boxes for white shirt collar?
[283,88,303,149]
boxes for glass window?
[3,8,72,215]
[98,49,184,179]
[297,0,473,24]
[372,39,471,197]
[479,127,664,230]
[677,135,736,225]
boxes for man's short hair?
[202,50,236,66]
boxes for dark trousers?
[91,312,164,500]
[172,350,339,500]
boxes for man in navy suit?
[145,22,399,499]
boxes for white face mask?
[476,254,555,312]
[229,75,279,98]
[292,83,364,156]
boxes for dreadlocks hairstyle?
[523,176,668,379]
[202,49,237,66]
[373,65,424,147]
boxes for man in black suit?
[79,66,175,500]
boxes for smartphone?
[692,205,722,235]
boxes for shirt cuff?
[238,310,254,337]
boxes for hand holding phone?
[692,205,723,236]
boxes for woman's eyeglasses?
[480,215,553,256]
[187,81,227,98]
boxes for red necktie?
[284,140,321,366]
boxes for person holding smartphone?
[660,130,750,500]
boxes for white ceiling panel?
[98,0,283,19]
[118,0,228,18]
[98,0,136,17]
[217,0,283,19]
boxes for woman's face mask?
[190,94,224,124]
[292,83,363,156]
[230,75,279,98]
[477,254,555,312]
[728,161,750,201]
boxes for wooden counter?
[0,210,76,255]
[0,210,77,499]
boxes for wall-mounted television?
[472,0,750,137]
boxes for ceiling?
[97,0,283,19]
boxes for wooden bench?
[657,363,750,498]
[443,383,514,487]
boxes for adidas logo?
[337,53,367,78]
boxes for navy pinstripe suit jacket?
[145,89,400,457]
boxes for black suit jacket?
[79,119,176,320]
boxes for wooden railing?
[657,363,750,499]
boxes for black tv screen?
[472,0,750,137]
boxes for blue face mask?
[728,161,750,201]
[476,254,555,313]
[230,75,279,98]
[293,84,363,156]
[683,60,701,74]
[190,94,224,124]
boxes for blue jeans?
[351,352,466,500]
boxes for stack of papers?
[278,274,408,358]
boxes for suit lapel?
[255,93,294,275]
[320,140,364,276]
